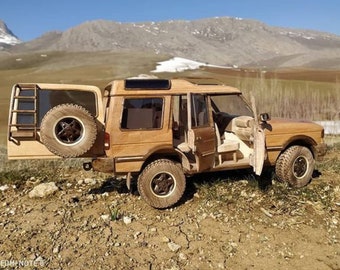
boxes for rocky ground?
[0,143,339,270]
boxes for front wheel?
[137,159,186,209]
[275,145,315,188]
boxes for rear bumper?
[84,157,115,173]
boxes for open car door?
[7,83,104,159]
[187,93,216,172]
[249,95,266,175]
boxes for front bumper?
[314,143,328,161]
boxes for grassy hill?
[1,51,340,144]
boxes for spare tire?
[40,104,97,158]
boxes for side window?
[121,98,163,129]
[191,94,209,128]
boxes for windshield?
[210,94,253,117]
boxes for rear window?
[16,89,97,127]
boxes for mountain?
[0,20,21,49]
[6,17,340,68]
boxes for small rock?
[240,190,248,197]
[84,178,97,185]
[29,182,58,198]
[134,231,142,239]
[331,216,338,225]
[161,236,170,243]
[168,242,181,252]
[178,252,188,261]
[101,214,110,221]
[53,245,61,254]
[86,194,95,201]
[0,185,9,191]
[123,216,132,224]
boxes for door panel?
[187,94,216,172]
[249,95,266,175]
[8,84,104,159]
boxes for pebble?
[134,231,142,239]
[28,182,59,198]
[53,245,61,254]
[161,236,170,243]
[168,242,181,252]
[123,216,132,224]
[84,178,97,185]
[101,214,110,221]
[178,252,188,261]
[0,185,9,191]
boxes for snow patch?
[152,57,230,73]
[315,121,340,135]
[152,57,205,73]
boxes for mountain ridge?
[3,17,340,68]
[0,20,21,48]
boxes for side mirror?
[259,113,270,122]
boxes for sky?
[1,0,340,41]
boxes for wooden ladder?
[8,84,39,140]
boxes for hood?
[264,118,324,135]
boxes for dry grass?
[178,67,340,121]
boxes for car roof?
[105,79,242,96]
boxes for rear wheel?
[275,145,315,188]
[40,104,97,158]
[137,159,186,209]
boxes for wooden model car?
[8,79,327,208]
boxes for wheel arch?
[279,135,318,159]
[141,149,180,170]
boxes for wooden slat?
[12,110,36,113]
[13,96,36,99]
[11,130,35,138]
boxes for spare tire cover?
[40,103,97,157]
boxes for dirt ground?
[0,149,339,270]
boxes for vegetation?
[178,67,340,121]
[236,76,339,121]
